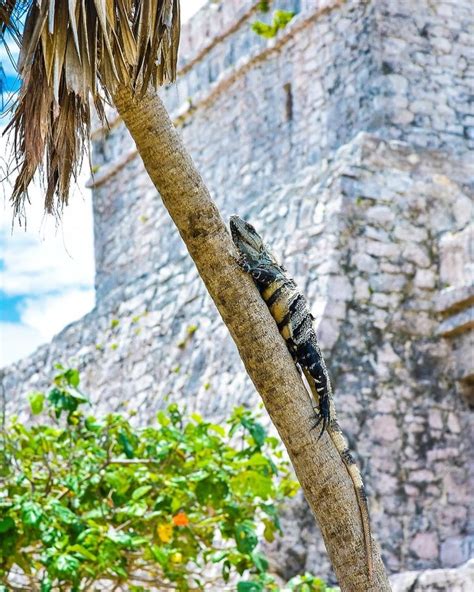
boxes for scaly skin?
[229,215,373,580]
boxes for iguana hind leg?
[298,341,331,438]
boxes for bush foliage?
[0,366,337,591]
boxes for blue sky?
[0,0,206,367]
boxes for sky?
[0,0,208,367]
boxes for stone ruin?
[2,0,473,589]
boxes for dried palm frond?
[0,0,180,218]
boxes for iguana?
[229,214,373,579]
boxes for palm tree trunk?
[112,84,392,592]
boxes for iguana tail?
[303,368,374,580]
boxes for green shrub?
[0,366,337,591]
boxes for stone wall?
[90,0,473,300]
[391,559,474,592]
[2,0,473,586]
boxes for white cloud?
[0,176,95,296]
[20,288,95,339]
[0,322,45,367]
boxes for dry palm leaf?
[0,0,180,218]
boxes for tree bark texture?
[112,85,392,592]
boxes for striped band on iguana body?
[229,214,373,580]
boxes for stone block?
[431,37,452,54]
[439,225,473,288]
[371,415,400,442]
[428,409,444,430]
[402,244,431,268]
[364,239,400,259]
[410,532,439,561]
[440,537,473,568]
[393,109,415,125]
[414,269,437,290]
[369,273,407,292]
[354,277,370,300]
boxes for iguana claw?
[309,395,330,440]
[235,253,251,273]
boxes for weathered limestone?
[390,559,474,592]
[2,0,473,586]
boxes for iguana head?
[229,215,278,268]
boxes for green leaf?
[234,523,258,554]
[64,368,80,387]
[123,502,147,517]
[252,551,269,573]
[85,416,101,431]
[111,564,128,578]
[247,453,271,467]
[50,501,78,526]
[0,516,15,533]
[251,21,274,38]
[118,430,135,458]
[263,519,276,543]
[54,553,80,576]
[242,418,266,447]
[209,424,225,436]
[187,469,209,482]
[21,501,43,527]
[28,392,45,415]
[280,477,300,498]
[132,485,153,500]
[68,544,97,562]
[40,581,52,592]
[261,503,281,531]
[151,545,168,567]
[222,559,231,583]
[231,471,272,499]
[211,550,228,563]
[195,477,229,506]
[274,9,295,29]
[156,410,170,426]
[47,387,78,418]
[107,530,133,546]
[237,582,263,592]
